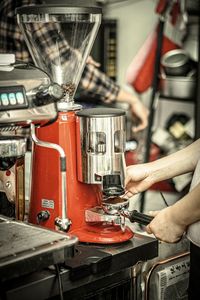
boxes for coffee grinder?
[17,4,134,243]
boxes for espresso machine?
[0,54,64,220]
[16,4,152,244]
[0,54,80,282]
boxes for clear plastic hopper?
[16,5,102,109]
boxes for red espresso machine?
[17,4,134,243]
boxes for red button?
[6,170,11,176]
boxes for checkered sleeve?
[80,64,120,103]
[24,22,78,65]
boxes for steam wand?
[30,123,71,231]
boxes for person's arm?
[116,89,149,132]
[80,64,120,102]
[146,182,200,243]
[125,139,200,195]
[80,64,149,131]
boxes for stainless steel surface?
[0,103,57,127]
[0,136,26,157]
[0,215,78,280]
[85,207,121,223]
[0,66,49,90]
[160,72,196,99]
[30,124,71,232]
[2,232,158,300]
[144,252,189,300]
[91,197,153,228]
[0,65,58,126]
[76,108,126,186]
[54,217,72,232]
[85,206,127,232]
[57,100,82,112]
[102,197,129,215]
[161,49,190,76]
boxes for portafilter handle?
[124,210,154,226]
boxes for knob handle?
[33,83,64,106]
[37,210,50,223]
[128,210,154,226]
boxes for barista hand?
[87,55,101,68]
[125,163,154,196]
[130,100,149,132]
[125,140,200,197]
[146,206,186,243]
[116,89,149,132]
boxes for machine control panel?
[0,85,28,111]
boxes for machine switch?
[37,210,50,223]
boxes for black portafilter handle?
[33,83,64,106]
[128,210,154,226]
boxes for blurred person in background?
[0,0,149,132]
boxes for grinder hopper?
[17,4,101,109]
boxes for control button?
[16,92,24,104]
[1,93,9,105]
[9,93,17,105]
[37,210,50,224]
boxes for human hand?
[125,164,154,196]
[116,89,149,132]
[130,99,149,132]
[146,206,186,243]
[86,56,101,67]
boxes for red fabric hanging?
[129,0,181,93]
[132,34,179,93]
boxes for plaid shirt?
[0,0,119,102]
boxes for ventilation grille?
[85,279,131,300]
[148,255,190,300]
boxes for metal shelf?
[160,95,196,103]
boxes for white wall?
[104,0,157,87]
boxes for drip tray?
[0,215,78,281]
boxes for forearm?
[146,184,200,243]
[171,183,200,227]
[80,64,120,102]
[148,139,200,184]
[116,89,139,104]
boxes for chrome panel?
[0,103,57,126]
[76,108,126,185]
